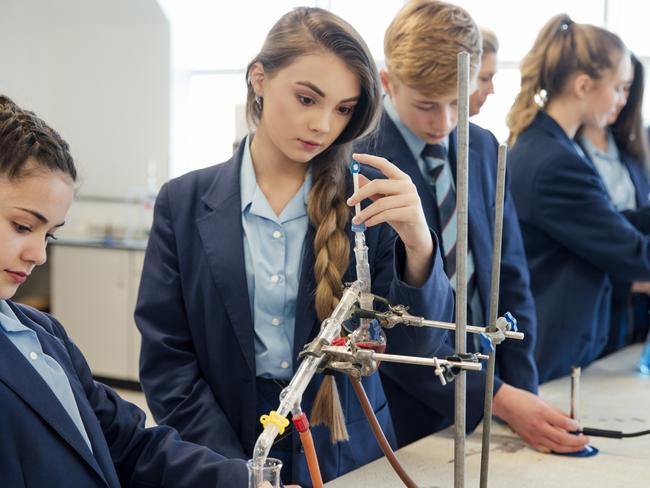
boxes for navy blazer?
[575,140,650,352]
[0,301,247,487]
[135,143,454,486]
[360,113,538,447]
[509,112,650,383]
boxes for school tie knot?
[422,143,447,160]
[422,144,447,181]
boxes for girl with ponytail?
[135,7,453,486]
[507,15,650,383]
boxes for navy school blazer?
[358,112,538,447]
[509,111,650,383]
[135,142,455,486]
[575,139,650,352]
[0,301,247,487]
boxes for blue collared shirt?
[383,96,485,335]
[240,136,312,379]
[579,131,637,211]
[0,300,93,450]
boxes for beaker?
[247,457,282,488]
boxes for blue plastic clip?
[349,160,361,173]
[351,222,367,232]
[504,311,518,332]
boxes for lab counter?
[325,344,650,488]
[55,236,148,250]
[50,240,146,382]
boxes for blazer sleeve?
[532,153,650,283]
[493,184,539,393]
[374,223,455,358]
[373,224,494,433]
[48,316,248,488]
[135,183,247,459]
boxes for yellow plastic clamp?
[260,410,290,435]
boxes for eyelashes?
[12,222,57,242]
[296,94,355,116]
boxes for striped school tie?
[422,144,479,320]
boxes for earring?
[255,95,263,109]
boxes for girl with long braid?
[135,7,453,486]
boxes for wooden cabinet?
[50,244,145,382]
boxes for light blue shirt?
[383,97,485,337]
[579,131,637,211]
[240,136,311,379]
[0,300,92,451]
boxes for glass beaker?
[247,457,282,488]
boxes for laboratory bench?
[325,344,650,488]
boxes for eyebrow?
[14,207,65,227]
[296,81,359,103]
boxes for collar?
[240,134,312,222]
[0,300,24,333]
[579,130,619,161]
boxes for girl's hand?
[347,153,433,286]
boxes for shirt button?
[29,351,38,361]
[270,274,279,284]
[280,361,289,369]
[272,230,282,239]
[271,318,281,326]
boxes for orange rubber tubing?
[298,428,324,488]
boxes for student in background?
[507,14,650,383]
[470,26,499,117]
[0,95,248,487]
[578,54,650,354]
[363,0,587,454]
[135,7,454,486]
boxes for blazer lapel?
[27,325,119,486]
[0,310,109,486]
[196,151,256,375]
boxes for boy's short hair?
[384,0,481,98]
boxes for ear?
[380,68,395,98]
[572,72,594,100]
[248,62,266,97]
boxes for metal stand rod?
[570,366,581,421]
[479,143,508,488]
[454,51,470,488]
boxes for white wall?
[0,0,170,239]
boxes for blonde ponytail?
[507,14,626,146]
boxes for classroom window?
[162,0,650,176]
